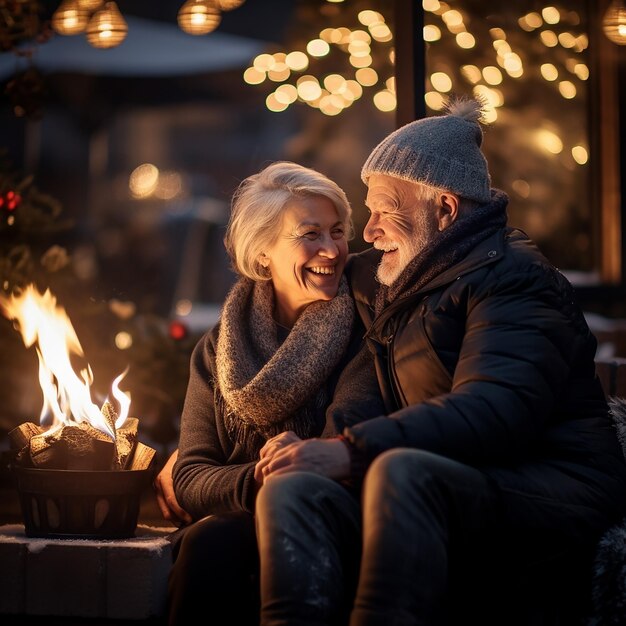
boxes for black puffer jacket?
[346,227,626,529]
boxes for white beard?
[375,212,439,287]
[376,241,422,286]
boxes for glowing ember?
[0,284,130,440]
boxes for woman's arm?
[153,448,192,526]
[173,329,259,519]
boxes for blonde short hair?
[224,161,353,281]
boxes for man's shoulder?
[346,247,382,305]
[346,247,382,279]
[502,227,554,268]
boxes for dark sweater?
[173,315,384,520]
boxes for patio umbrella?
[0,15,267,80]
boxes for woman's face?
[263,195,348,327]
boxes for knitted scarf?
[216,275,355,454]
[375,189,509,316]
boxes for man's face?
[363,174,440,286]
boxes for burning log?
[101,400,117,435]
[2,285,157,473]
[28,423,115,470]
[8,422,44,466]
[9,401,153,472]
[8,417,155,471]
[100,400,141,470]
[128,441,156,470]
[114,417,139,469]
[2,285,159,539]
[8,422,44,450]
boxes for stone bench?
[0,523,174,621]
[2,358,625,624]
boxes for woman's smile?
[264,195,348,327]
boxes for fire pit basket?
[12,466,154,539]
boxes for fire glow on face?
[0,284,130,440]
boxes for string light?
[425,91,445,110]
[217,0,245,9]
[241,1,589,120]
[244,8,395,115]
[77,0,103,10]
[572,146,588,165]
[603,0,626,45]
[424,24,442,41]
[430,71,452,92]
[540,63,559,81]
[461,64,482,84]
[51,0,89,36]
[542,6,561,24]
[50,0,247,47]
[85,2,127,49]
[418,0,591,148]
[482,66,503,85]
[178,0,221,36]
[456,32,476,48]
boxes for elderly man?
[253,98,626,626]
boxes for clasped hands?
[254,431,350,485]
[153,433,351,527]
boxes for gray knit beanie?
[361,97,491,203]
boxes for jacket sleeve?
[173,329,258,519]
[343,263,587,467]
[323,339,386,437]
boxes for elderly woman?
[163,161,383,626]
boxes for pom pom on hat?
[361,95,492,203]
[443,95,485,124]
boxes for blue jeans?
[255,448,593,626]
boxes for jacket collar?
[365,227,508,336]
[415,227,507,292]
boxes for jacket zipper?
[385,331,403,409]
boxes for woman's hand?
[254,431,302,483]
[256,437,351,483]
[154,449,193,527]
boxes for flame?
[0,285,131,439]
[111,368,131,430]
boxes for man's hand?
[254,431,302,483]
[255,436,351,483]
[154,449,192,527]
